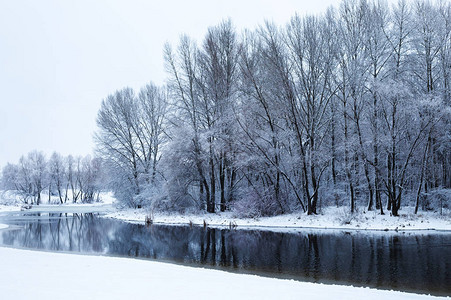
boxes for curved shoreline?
[1,203,450,233]
[103,207,451,233]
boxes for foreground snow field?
[0,247,447,300]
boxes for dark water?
[0,212,450,296]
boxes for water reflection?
[1,213,113,253]
[0,213,450,295]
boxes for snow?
[104,206,451,232]
[0,190,116,216]
[0,247,446,300]
[97,191,116,204]
[0,205,21,213]
[15,203,115,214]
[0,203,114,216]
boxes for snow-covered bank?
[104,206,451,232]
[0,190,116,217]
[0,203,114,216]
[0,201,115,230]
[0,247,446,300]
[16,203,115,214]
[0,203,21,213]
[2,198,450,232]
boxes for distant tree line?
[1,151,103,205]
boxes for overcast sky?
[0,0,373,168]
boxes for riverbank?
[1,200,450,232]
[0,190,116,216]
[0,203,115,215]
[104,206,451,232]
[0,247,446,300]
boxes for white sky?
[0,0,369,168]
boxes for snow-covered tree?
[48,152,66,204]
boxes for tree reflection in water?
[1,213,111,253]
[0,213,450,296]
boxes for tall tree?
[48,152,65,204]
[285,14,337,214]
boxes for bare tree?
[197,19,240,212]
[137,83,168,185]
[164,35,213,211]
[95,88,141,205]
[48,152,65,204]
[237,29,292,215]
[27,151,47,205]
[285,14,336,214]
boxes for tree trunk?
[355,110,375,211]
[415,137,430,214]
[57,183,63,204]
[208,141,215,213]
[219,154,226,212]
[343,98,355,213]
[331,102,339,207]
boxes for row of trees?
[88,0,450,216]
[1,151,103,205]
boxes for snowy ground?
[0,205,20,214]
[104,206,451,232]
[0,191,116,213]
[0,247,447,300]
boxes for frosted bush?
[336,207,362,225]
[420,189,450,214]
[232,189,282,218]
